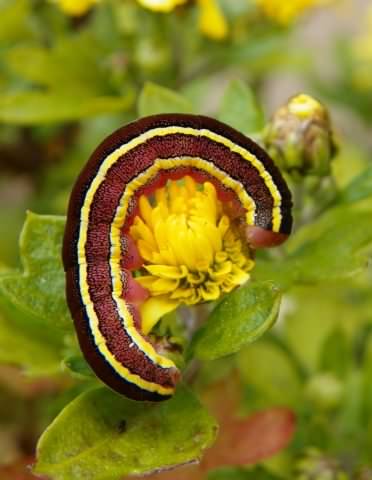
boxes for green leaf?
[181,74,220,111]
[5,34,108,93]
[63,354,95,378]
[208,467,282,480]
[0,91,134,125]
[138,82,194,116]
[0,310,63,376]
[319,328,351,379]
[0,212,71,331]
[362,337,372,453]
[1,29,136,124]
[338,165,372,205]
[188,281,281,361]
[255,203,372,289]
[218,80,264,135]
[237,341,301,408]
[283,284,366,374]
[332,144,369,190]
[334,371,364,450]
[0,0,33,45]
[35,386,218,480]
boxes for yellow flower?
[258,0,334,25]
[136,0,187,13]
[53,0,100,16]
[197,0,228,40]
[130,177,254,334]
[136,0,228,40]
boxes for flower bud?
[295,448,349,480]
[264,94,337,179]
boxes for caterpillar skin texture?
[63,114,293,402]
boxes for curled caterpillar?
[63,114,292,401]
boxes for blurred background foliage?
[1,0,372,479]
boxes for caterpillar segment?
[63,114,292,401]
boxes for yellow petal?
[139,195,154,228]
[130,217,156,248]
[145,264,187,279]
[209,261,232,279]
[185,175,197,196]
[170,287,196,300]
[200,281,221,301]
[152,277,180,294]
[230,265,250,285]
[136,239,155,263]
[130,178,254,310]
[140,296,180,334]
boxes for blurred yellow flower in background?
[130,177,254,334]
[52,0,337,33]
[53,0,101,16]
[197,0,228,40]
[136,0,187,13]
[136,0,228,40]
[258,0,334,24]
[351,5,372,91]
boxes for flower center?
[129,176,254,334]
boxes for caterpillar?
[63,114,292,402]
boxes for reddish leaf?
[201,407,296,470]
[139,408,295,480]
[0,365,67,398]
[0,456,43,480]
[129,377,296,480]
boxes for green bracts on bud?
[264,94,337,179]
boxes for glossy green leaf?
[138,82,194,116]
[237,340,302,408]
[188,281,281,361]
[218,80,264,135]
[35,386,218,480]
[0,212,71,330]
